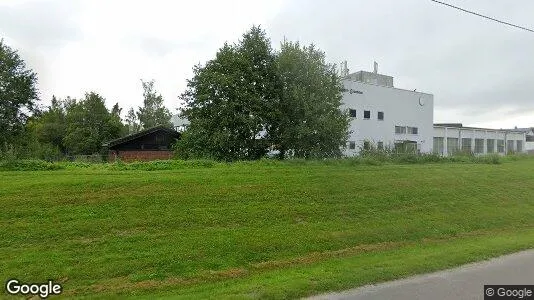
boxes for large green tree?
[110,102,129,137]
[33,96,67,155]
[177,27,349,160]
[271,41,350,158]
[125,107,141,134]
[137,80,172,129]
[177,26,280,160]
[63,92,122,155]
[0,39,39,152]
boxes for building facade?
[104,126,181,162]
[433,124,526,156]
[341,69,434,155]
[527,129,534,154]
[171,63,529,157]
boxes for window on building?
[349,141,356,150]
[461,138,472,153]
[487,139,495,153]
[507,140,515,153]
[394,142,404,153]
[517,140,523,152]
[497,139,505,153]
[377,141,384,150]
[447,138,459,155]
[395,141,417,153]
[363,141,370,150]
[433,137,444,155]
[407,127,418,134]
[377,111,384,120]
[395,126,406,134]
[364,110,371,119]
[349,109,357,118]
[474,139,484,154]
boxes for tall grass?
[2,156,534,298]
[1,153,530,171]
[0,159,65,171]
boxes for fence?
[61,154,107,163]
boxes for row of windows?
[348,141,384,150]
[349,109,384,120]
[348,141,418,153]
[395,126,418,135]
[433,137,523,154]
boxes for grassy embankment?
[1,157,534,299]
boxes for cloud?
[1,0,533,128]
[0,0,83,49]
[265,0,534,127]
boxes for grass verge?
[1,158,533,298]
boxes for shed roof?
[434,123,526,134]
[102,125,180,148]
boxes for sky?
[1,0,533,129]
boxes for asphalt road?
[308,249,534,300]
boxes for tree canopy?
[272,41,349,158]
[0,39,39,151]
[33,96,67,154]
[177,26,280,160]
[176,26,349,160]
[137,80,172,129]
[63,92,122,155]
[125,107,141,134]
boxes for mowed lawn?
[1,159,534,299]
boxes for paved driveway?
[308,249,534,300]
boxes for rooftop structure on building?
[341,61,394,87]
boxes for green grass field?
[1,158,534,299]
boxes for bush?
[0,151,522,172]
[106,159,218,171]
[59,161,94,169]
[0,160,64,171]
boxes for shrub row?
[0,154,530,171]
[0,160,65,171]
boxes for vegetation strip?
[1,159,533,298]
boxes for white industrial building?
[433,124,526,155]
[341,62,434,155]
[340,62,527,156]
[526,129,534,154]
[172,62,529,156]
[171,115,189,132]
[511,128,534,154]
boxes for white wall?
[341,79,434,155]
[433,126,527,155]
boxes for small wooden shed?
[103,125,181,162]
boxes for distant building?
[505,127,534,154]
[340,62,527,156]
[170,63,529,157]
[526,129,534,154]
[171,115,190,132]
[433,124,526,155]
[103,125,180,162]
[341,62,434,154]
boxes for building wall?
[526,131,534,154]
[108,150,174,162]
[346,71,394,87]
[341,79,434,155]
[433,126,527,155]
[111,131,179,151]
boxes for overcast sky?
[1,0,533,128]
